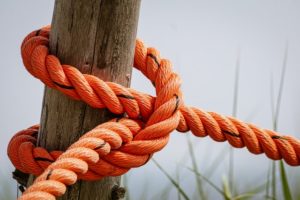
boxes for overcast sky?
[1,0,300,199]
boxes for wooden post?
[31,0,141,199]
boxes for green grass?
[152,158,190,200]
[176,165,182,200]
[187,166,265,200]
[205,145,229,178]
[228,48,241,197]
[279,161,292,200]
[186,134,206,199]
[141,44,295,200]
[266,41,292,200]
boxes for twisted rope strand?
[7,26,300,199]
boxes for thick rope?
[7,26,300,200]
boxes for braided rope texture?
[7,26,300,200]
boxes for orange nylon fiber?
[7,26,300,200]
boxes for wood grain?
[32,0,141,199]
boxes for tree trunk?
[30,0,140,199]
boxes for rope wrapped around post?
[7,26,300,200]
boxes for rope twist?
[7,26,300,200]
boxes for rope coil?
[7,26,300,200]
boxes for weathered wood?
[31,0,141,199]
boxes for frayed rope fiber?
[7,26,300,200]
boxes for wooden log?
[30,0,141,199]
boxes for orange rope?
[7,26,300,200]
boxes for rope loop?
[7,26,300,200]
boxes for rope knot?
[8,26,300,200]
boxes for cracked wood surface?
[29,0,141,199]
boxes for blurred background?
[1,0,300,199]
